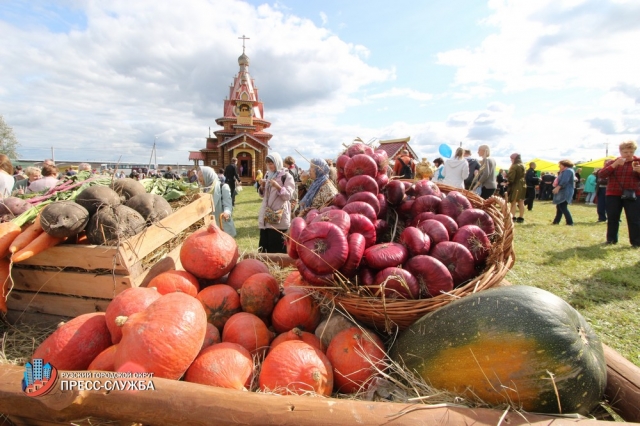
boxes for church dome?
[238,53,249,66]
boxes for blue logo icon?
[22,359,58,397]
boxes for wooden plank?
[15,245,125,273]
[9,268,131,299]
[0,364,633,426]
[118,193,211,268]
[604,344,640,422]
[132,243,183,288]
[6,291,110,318]
[4,310,70,327]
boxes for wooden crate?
[5,193,212,321]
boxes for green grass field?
[232,188,640,367]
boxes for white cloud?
[367,87,433,102]
[0,0,392,163]
[437,0,640,92]
[319,11,328,25]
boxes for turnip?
[75,186,121,216]
[126,193,172,224]
[40,201,90,238]
[86,205,146,245]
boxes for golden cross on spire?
[238,34,250,54]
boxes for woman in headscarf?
[258,152,295,253]
[297,158,338,219]
[254,169,263,192]
[198,166,237,237]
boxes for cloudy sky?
[1,0,639,169]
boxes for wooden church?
[189,37,272,185]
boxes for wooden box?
[5,193,212,321]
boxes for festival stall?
[1,145,639,425]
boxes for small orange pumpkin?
[180,223,239,280]
[281,270,307,296]
[114,292,207,380]
[147,270,200,297]
[226,258,270,290]
[32,313,112,370]
[105,287,161,344]
[271,292,321,334]
[88,345,118,371]
[269,327,325,353]
[240,273,279,320]
[196,284,241,330]
[185,342,254,390]
[326,326,386,394]
[259,340,333,396]
[222,312,273,356]
[201,323,221,351]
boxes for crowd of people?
[241,141,638,253]
[6,140,637,251]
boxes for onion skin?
[404,255,454,298]
[345,175,379,197]
[343,201,377,223]
[363,242,409,270]
[347,192,380,215]
[345,154,378,179]
[348,213,377,248]
[456,208,496,235]
[417,219,449,247]
[339,233,366,279]
[298,222,349,275]
[368,267,420,299]
[433,214,459,239]
[385,180,405,206]
[399,226,431,256]
[452,224,491,265]
[430,241,476,287]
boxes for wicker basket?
[324,183,515,332]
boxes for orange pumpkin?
[226,258,270,290]
[326,326,386,394]
[240,273,279,320]
[147,270,200,297]
[259,340,333,396]
[269,327,325,353]
[32,313,112,370]
[185,342,254,390]
[281,270,307,295]
[88,345,118,371]
[196,284,241,330]
[271,292,321,334]
[105,287,161,344]
[201,323,221,351]
[180,223,239,280]
[222,312,273,356]
[114,292,207,380]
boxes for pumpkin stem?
[292,327,303,337]
[207,222,220,233]
[115,316,129,327]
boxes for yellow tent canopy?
[577,156,616,169]
[525,158,558,173]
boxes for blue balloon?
[438,144,452,159]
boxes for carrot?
[0,222,22,258]
[75,231,88,245]
[0,258,10,313]
[11,232,67,263]
[9,216,44,255]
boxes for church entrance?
[235,150,253,184]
